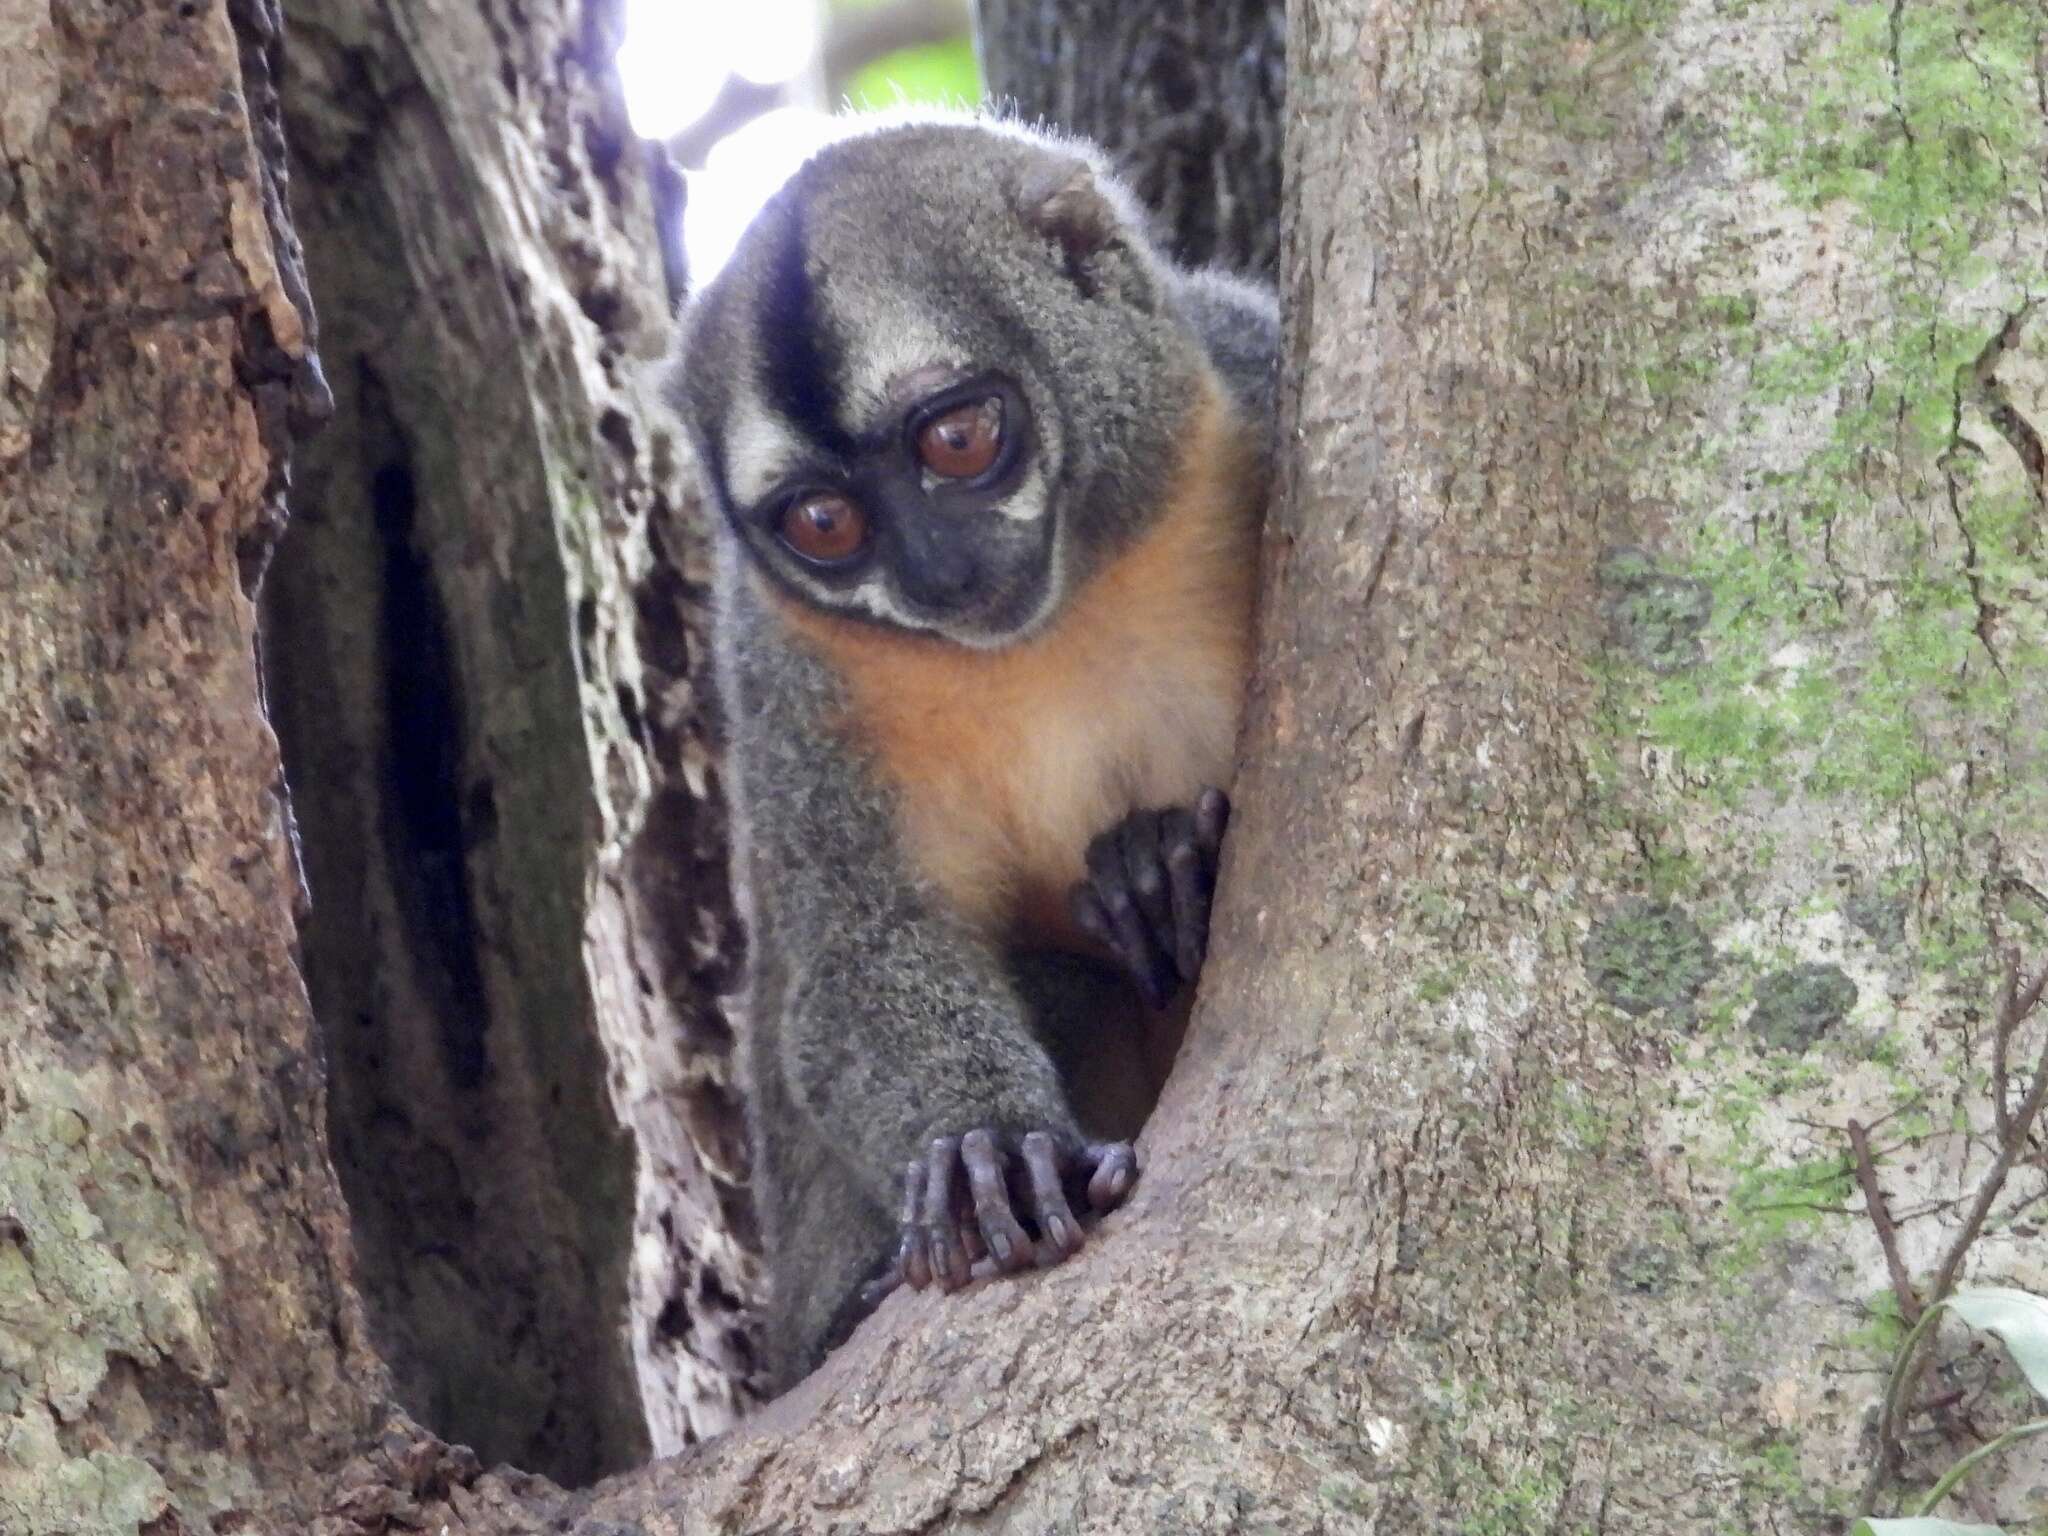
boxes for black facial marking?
[699,420,734,517]
[755,187,856,459]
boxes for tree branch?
[1860,950,2048,1513]
[1848,1118,1924,1324]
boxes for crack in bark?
[943,1417,1097,1527]
[1967,303,2045,557]
[1936,302,2044,670]
[1942,348,2005,670]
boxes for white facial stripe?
[1013,506,1072,642]
[837,313,964,434]
[839,573,932,632]
[985,463,1049,523]
[724,402,808,508]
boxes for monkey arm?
[722,580,1136,1289]
[776,912,1081,1197]
[764,836,1139,1292]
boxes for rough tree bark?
[0,4,385,1531]
[3,0,754,1514]
[565,0,2048,1527]
[5,2,2047,1535]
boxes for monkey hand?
[1070,786,1230,1008]
[879,1129,1137,1296]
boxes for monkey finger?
[1075,884,1161,1002]
[897,1158,932,1290]
[1118,812,1175,961]
[921,1138,972,1293]
[1194,786,1231,855]
[1083,1141,1139,1212]
[1160,808,1207,983]
[960,1129,1033,1272]
[1021,1131,1084,1265]
[960,1224,988,1266]
[1070,885,1117,951]
[1084,828,1177,1006]
[1097,879,1170,1009]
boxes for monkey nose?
[896,546,982,609]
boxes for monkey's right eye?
[779,492,869,565]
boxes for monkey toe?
[893,1130,1041,1293]
[961,1128,1035,1273]
[884,1130,1138,1302]
[920,1136,977,1292]
[889,1129,1140,1294]
[1021,1131,1085,1264]
[858,1266,904,1310]
[895,1157,933,1290]
[1082,1140,1139,1213]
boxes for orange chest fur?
[772,396,1259,945]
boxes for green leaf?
[1852,1520,2006,1536]
[1943,1288,2048,1401]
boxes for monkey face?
[670,117,1209,650]
[714,363,1059,647]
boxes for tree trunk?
[263,0,751,1475]
[0,3,385,1530]
[569,0,2048,1526]
[6,1,2047,1534]
[978,0,1285,278]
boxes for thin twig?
[1930,965,2048,1306]
[1857,952,2048,1516]
[1862,1304,1949,1515]
[1849,1118,1924,1324]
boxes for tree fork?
[5,0,2045,1532]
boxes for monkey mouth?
[923,550,1063,649]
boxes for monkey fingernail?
[901,1245,931,1290]
[929,1239,964,1291]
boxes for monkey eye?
[779,492,869,565]
[915,397,1004,480]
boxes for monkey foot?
[1070,787,1230,1008]
[889,1129,1137,1294]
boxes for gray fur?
[1170,268,1282,434]
[669,116,1279,1391]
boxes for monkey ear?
[1014,157,1125,291]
